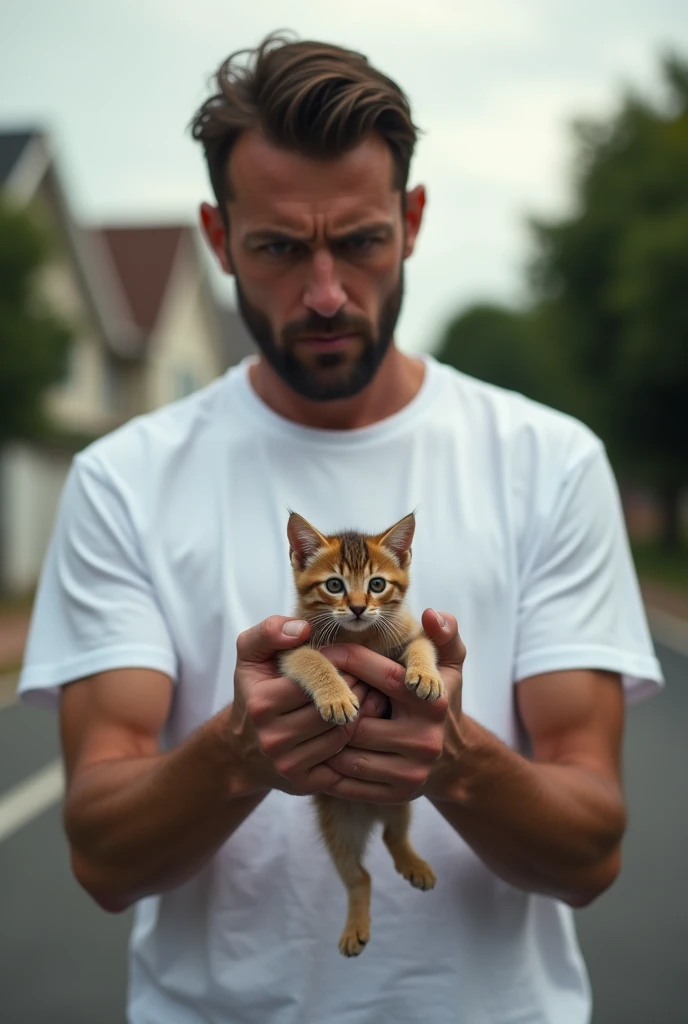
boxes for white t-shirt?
[19,354,663,1024]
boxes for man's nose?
[302,249,347,319]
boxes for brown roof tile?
[97,225,187,333]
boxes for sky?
[1,0,686,354]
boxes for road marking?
[0,759,64,844]
[647,607,688,659]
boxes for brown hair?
[189,30,423,218]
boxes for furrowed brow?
[244,221,394,246]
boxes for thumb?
[236,616,311,664]
[421,610,466,672]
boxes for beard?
[231,260,405,402]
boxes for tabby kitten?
[279,511,444,957]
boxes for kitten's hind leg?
[315,795,375,956]
[381,804,436,891]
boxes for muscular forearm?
[428,715,626,907]
[65,708,266,910]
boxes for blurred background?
[1,2,687,1021]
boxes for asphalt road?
[0,641,686,1024]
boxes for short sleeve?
[514,440,664,704]
[18,454,178,708]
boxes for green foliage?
[0,196,72,443]
[528,51,688,496]
[435,300,588,419]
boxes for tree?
[435,301,586,418]
[0,196,72,443]
[529,53,688,549]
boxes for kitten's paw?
[339,923,370,957]
[405,667,445,701]
[315,688,360,725]
[398,857,436,891]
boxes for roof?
[95,225,187,333]
[0,130,37,185]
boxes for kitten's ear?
[377,513,415,568]
[287,512,328,569]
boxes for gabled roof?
[95,225,187,333]
[0,130,36,185]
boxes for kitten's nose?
[349,605,366,618]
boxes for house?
[0,127,255,595]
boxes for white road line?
[647,607,688,659]
[0,759,64,845]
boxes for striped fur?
[279,512,443,956]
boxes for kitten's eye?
[368,577,386,593]
[325,578,345,594]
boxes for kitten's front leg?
[402,635,445,701]
[279,647,360,725]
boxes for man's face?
[202,130,423,402]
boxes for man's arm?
[60,617,385,912]
[61,666,263,912]
[429,667,626,907]
[323,613,627,908]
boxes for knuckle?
[403,770,428,797]
[263,615,284,638]
[384,663,405,692]
[257,731,282,758]
[274,755,296,778]
[245,695,271,724]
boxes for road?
[0,641,686,1023]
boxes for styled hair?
[189,30,423,216]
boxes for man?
[19,30,663,1024]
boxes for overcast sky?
[1,0,686,353]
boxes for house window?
[174,368,197,399]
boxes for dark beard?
[231,261,405,402]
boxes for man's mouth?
[297,333,360,352]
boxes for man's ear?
[199,202,233,275]
[402,184,426,260]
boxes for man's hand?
[226,615,388,798]
[321,609,466,804]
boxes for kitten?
[279,511,444,957]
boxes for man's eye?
[325,578,345,593]
[261,241,297,256]
[341,236,380,252]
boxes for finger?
[420,610,466,671]
[346,716,424,754]
[322,777,393,803]
[326,748,403,783]
[358,688,390,720]
[322,643,445,714]
[271,680,369,744]
[236,616,311,664]
[280,721,356,774]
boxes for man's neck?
[248,346,426,430]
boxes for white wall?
[0,443,72,595]
[145,240,223,410]
[29,185,116,436]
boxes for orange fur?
[279,512,444,956]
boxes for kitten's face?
[286,513,414,645]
